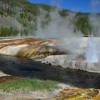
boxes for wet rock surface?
[41,55,100,73]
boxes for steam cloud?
[34,0,100,63]
[35,10,83,38]
[89,0,100,36]
[91,0,100,12]
[34,0,83,38]
[86,37,99,63]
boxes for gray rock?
[0,71,9,76]
[86,63,100,73]
[41,55,100,73]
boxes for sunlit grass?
[0,78,58,92]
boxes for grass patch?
[0,78,58,92]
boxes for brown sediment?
[0,38,61,58]
[0,38,60,46]
[0,38,43,48]
[0,76,20,83]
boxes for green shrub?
[59,9,68,17]
[0,26,19,36]
[74,12,92,36]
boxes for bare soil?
[0,76,20,83]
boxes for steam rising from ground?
[33,0,100,63]
[1,0,99,63]
[86,36,99,63]
[35,9,82,38]
[85,0,100,63]
[89,14,100,36]
[91,0,100,12]
[34,0,82,38]
[30,0,100,38]
[89,0,100,36]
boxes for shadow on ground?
[0,56,100,89]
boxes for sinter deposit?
[41,55,100,73]
[0,37,100,73]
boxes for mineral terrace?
[0,37,100,73]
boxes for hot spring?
[42,37,100,73]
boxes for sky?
[28,0,100,12]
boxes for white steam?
[89,14,100,36]
[34,9,82,38]
[89,0,100,36]
[91,0,100,12]
[50,0,63,7]
[86,36,99,63]
[14,0,100,63]
[84,0,100,63]
[34,0,83,38]
[34,0,100,64]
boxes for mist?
[33,0,100,38]
[89,14,100,36]
[34,0,83,38]
[17,0,100,62]
[89,0,100,36]
[91,0,100,12]
[33,0,100,61]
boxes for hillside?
[0,0,99,37]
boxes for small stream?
[0,56,100,88]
